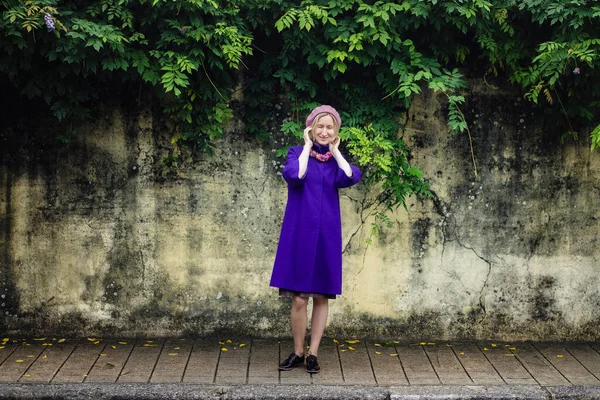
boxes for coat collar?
[312,143,330,154]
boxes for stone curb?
[0,384,599,400]
[389,385,549,399]
[0,384,388,400]
[546,386,600,400]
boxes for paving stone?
[450,342,504,385]
[509,343,570,386]
[20,339,78,383]
[52,338,107,383]
[477,342,536,385]
[534,343,600,385]
[366,341,408,386]
[423,343,472,385]
[247,339,279,384]
[182,339,220,384]
[279,340,311,385]
[311,339,343,386]
[564,343,600,380]
[150,338,193,383]
[215,340,250,384]
[0,339,46,383]
[338,340,376,386]
[0,338,20,366]
[117,339,164,383]
[395,343,439,385]
[85,339,134,383]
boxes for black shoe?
[278,352,305,371]
[306,354,320,374]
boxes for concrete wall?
[1,85,599,340]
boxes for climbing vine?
[1,0,600,223]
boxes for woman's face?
[312,114,337,146]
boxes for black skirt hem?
[278,288,336,299]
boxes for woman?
[270,105,361,373]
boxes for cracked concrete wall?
[0,84,599,340]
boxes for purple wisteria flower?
[573,67,580,75]
[44,13,55,30]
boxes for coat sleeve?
[282,146,306,187]
[335,163,361,188]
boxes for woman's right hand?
[303,127,313,148]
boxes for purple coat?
[270,144,362,295]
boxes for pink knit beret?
[305,105,342,128]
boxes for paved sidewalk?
[0,336,599,399]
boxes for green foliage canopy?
[2,0,600,220]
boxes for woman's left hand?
[330,137,340,153]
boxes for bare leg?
[308,298,329,356]
[291,296,308,355]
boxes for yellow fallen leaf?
[0,346,4,349]
[174,347,180,350]
[87,338,96,342]
[226,339,232,343]
[348,346,356,351]
[99,353,106,356]
[345,340,360,344]
[340,349,347,352]
[505,354,515,356]
[483,348,489,351]
[333,339,339,344]
[25,344,31,346]
[111,346,116,349]
[221,348,228,352]
[393,341,400,344]
[119,342,127,345]
[27,355,35,358]
[508,347,516,351]
[24,374,30,377]
[427,342,436,345]
[143,344,157,347]
[146,340,154,343]
[459,352,465,355]
[375,351,382,355]
[58,339,65,343]
[168,353,177,356]
[557,354,564,358]
[94,341,100,345]
[419,342,426,345]
[491,344,497,347]
[43,355,47,359]
[33,338,46,341]
[389,353,398,356]
[42,343,52,346]
[374,344,381,347]
[218,341,224,345]
[239,344,246,347]
[339,344,345,347]
[16,360,24,363]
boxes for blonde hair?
[310,112,339,141]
